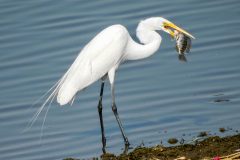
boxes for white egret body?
[39,17,195,153]
[57,25,129,105]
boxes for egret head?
[142,17,195,39]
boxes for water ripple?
[0,0,240,159]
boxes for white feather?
[56,25,129,105]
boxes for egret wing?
[56,25,128,105]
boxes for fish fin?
[178,54,187,62]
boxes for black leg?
[97,81,106,153]
[108,69,130,148]
[112,103,130,146]
[123,143,129,154]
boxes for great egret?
[36,17,195,153]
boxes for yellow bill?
[163,20,195,39]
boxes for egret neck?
[126,19,162,60]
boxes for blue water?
[0,0,240,159]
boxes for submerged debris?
[168,138,179,144]
[219,127,226,133]
[214,99,230,103]
[198,131,208,137]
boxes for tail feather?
[57,58,92,105]
[27,55,93,131]
[26,66,71,131]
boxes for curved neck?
[126,20,162,60]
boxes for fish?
[174,30,191,55]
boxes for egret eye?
[164,26,169,29]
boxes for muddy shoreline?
[64,132,240,160]
[102,134,240,160]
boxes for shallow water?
[0,0,240,159]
